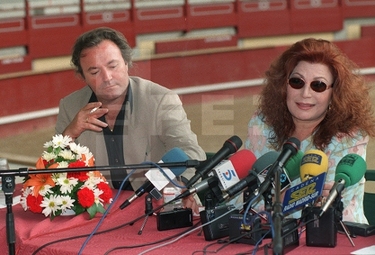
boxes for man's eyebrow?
[86,59,120,72]
[87,66,98,72]
[107,59,119,65]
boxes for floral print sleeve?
[245,113,369,224]
[324,133,368,224]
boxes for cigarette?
[90,107,99,114]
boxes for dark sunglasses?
[288,77,332,93]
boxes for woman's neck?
[292,123,318,142]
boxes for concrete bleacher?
[1,0,375,142]
[1,0,375,70]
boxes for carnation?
[77,187,95,208]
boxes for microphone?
[177,149,256,200]
[257,150,304,192]
[185,135,242,188]
[256,137,300,197]
[300,149,329,182]
[220,151,276,201]
[222,150,303,202]
[210,149,256,190]
[319,153,366,217]
[119,147,189,209]
[282,150,304,186]
[221,151,278,201]
[254,151,279,173]
[282,150,328,214]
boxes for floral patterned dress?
[245,113,369,224]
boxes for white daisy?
[60,195,75,211]
[43,140,53,149]
[83,175,101,189]
[52,134,72,149]
[41,195,63,217]
[57,161,69,168]
[83,152,94,165]
[39,184,53,196]
[58,149,75,160]
[42,151,56,162]
[93,188,104,205]
[68,142,81,154]
[56,176,78,194]
[20,187,33,211]
[51,172,65,182]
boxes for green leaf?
[96,203,106,214]
[50,214,56,221]
[72,204,85,215]
[87,204,98,219]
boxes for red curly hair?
[258,38,375,150]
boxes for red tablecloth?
[1,187,374,255]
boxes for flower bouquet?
[21,134,112,220]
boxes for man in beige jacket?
[55,27,206,213]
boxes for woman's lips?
[297,102,314,110]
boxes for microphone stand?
[0,160,200,177]
[138,194,153,235]
[331,193,355,247]
[1,175,16,255]
[272,163,284,255]
[0,160,199,255]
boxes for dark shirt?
[88,88,133,190]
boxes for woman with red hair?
[246,38,375,224]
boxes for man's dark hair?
[71,27,133,77]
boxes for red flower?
[68,160,86,168]
[26,194,43,213]
[67,171,89,182]
[68,161,89,181]
[97,182,112,204]
[77,187,95,208]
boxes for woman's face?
[286,61,334,127]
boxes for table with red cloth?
[1,187,374,255]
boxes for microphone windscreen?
[285,137,301,153]
[300,149,328,182]
[225,135,243,154]
[252,151,279,174]
[284,150,304,181]
[229,149,257,179]
[335,154,367,187]
[161,147,190,176]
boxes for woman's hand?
[322,181,335,197]
[313,181,334,206]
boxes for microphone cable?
[193,227,269,255]
[79,161,187,254]
[31,161,193,255]
[137,200,245,255]
[78,167,139,255]
[31,168,138,255]
[138,197,276,255]
[103,221,201,255]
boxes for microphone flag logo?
[282,172,326,214]
[214,160,240,190]
[301,153,323,166]
[338,154,357,167]
[223,169,237,181]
